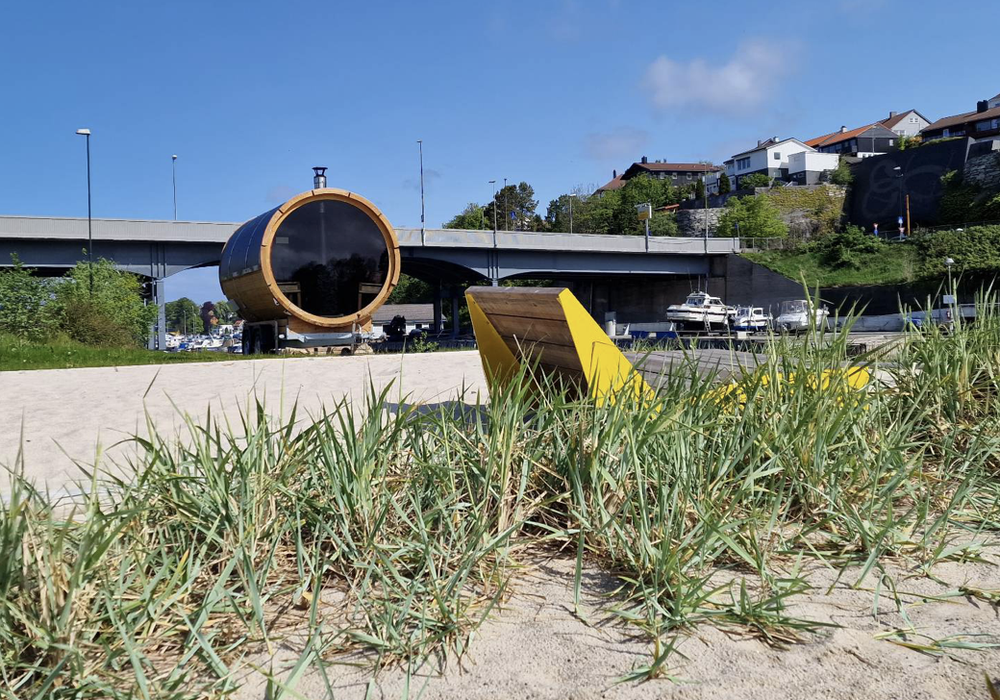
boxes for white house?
[879,109,931,138]
[371,303,436,339]
[724,137,814,188]
[787,151,841,185]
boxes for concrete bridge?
[0,214,742,345]
[0,215,739,279]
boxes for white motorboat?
[665,291,731,332]
[731,306,772,332]
[776,299,830,332]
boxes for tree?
[695,178,706,201]
[719,172,732,195]
[828,158,853,186]
[648,212,679,237]
[165,297,202,335]
[444,203,489,230]
[51,258,158,346]
[200,301,216,334]
[0,255,51,340]
[717,194,788,238]
[387,273,433,304]
[740,173,771,189]
[214,300,237,324]
[484,182,538,231]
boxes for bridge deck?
[0,216,739,255]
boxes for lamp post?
[944,257,955,297]
[893,166,904,237]
[568,193,576,233]
[172,155,178,220]
[417,140,425,245]
[76,129,93,296]
[503,177,508,231]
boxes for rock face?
[675,185,847,239]
[963,146,1000,190]
[676,208,724,237]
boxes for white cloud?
[584,127,650,161]
[402,168,442,191]
[642,40,791,116]
[266,185,297,203]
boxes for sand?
[0,351,489,497]
[229,554,1000,699]
[2,352,998,698]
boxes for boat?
[665,291,731,332]
[775,299,830,332]
[731,306,772,333]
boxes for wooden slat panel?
[488,315,576,349]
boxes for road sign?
[898,216,904,226]
[636,203,652,221]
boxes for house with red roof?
[805,123,900,159]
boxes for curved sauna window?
[269,200,389,318]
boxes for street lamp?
[568,193,576,233]
[503,177,508,231]
[76,128,93,296]
[944,257,955,297]
[172,155,178,220]
[417,140,425,245]
[893,166,904,236]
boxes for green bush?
[937,169,988,224]
[811,225,886,269]
[0,255,52,341]
[828,158,853,186]
[916,225,1000,277]
[50,258,157,347]
[717,194,788,238]
[739,173,771,189]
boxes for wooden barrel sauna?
[219,188,401,335]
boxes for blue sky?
[2,0,997,302]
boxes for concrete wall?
[848,137,970,229]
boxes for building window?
[773,152,781,160]
[909,117,918,123]
[889,139,894,145]
[686,173,692,179]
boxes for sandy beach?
[2,352,998,698]
[0,351,489,496]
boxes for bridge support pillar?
[147,278,167,351]
[451,290,460,338]
[433,282,443,334]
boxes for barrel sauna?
[220,171,400,353]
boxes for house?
[805,123,900,158]
[879,109,931,137]
[619,157,721,185]
[593,170,625,197]
[371,304,435,339]
[787,151,841,185]
[921,95,1000,143]
[594,158,720,197]
[723,137,816,188]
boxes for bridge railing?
[395,228,741,254]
